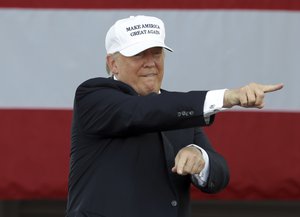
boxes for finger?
[190,161,201,174]
[172,152,180,173]
[176,155,188,175]
[262,83,284,93]
[246,85,256,107]
[183,152,203,175]
[192,157,206,174]
[182,158,195,174]
[239,87,249,107]
[254,88,265,108]
[171,166,177,173]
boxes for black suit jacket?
[66,77,229,217]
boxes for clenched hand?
[172,146,205,175]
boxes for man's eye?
[153,52,162,57]
[153,49,163,55]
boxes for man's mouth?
[142,73,157,77]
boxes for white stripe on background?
[0,9,299,110]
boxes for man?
[66,15,283,217]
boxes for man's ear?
[106,54,118,76]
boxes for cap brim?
[119,41,173,57]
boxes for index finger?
[176,155,188,175]
[262,83,284,93]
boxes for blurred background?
[0,0,299,216]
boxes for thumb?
[172,151,180,173]
[172,166,177,173]
[172,159,178,173]
[262,83,284,93]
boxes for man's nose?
[143,53,156,67]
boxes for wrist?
[223,89,237,108]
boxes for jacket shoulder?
[79,77,115,88]
[76,77,136,95]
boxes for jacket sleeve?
[192,127,230,193]
[74,78,213,137]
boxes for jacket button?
[171,200,178,207]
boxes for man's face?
[109,47,165,96]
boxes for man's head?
[105,15,173,96]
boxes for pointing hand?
[223,83,284,109]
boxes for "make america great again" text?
[126,24,160,36]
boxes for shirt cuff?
[188,144,210,187]
[203,89,227,118]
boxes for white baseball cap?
[105,15,173,57]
